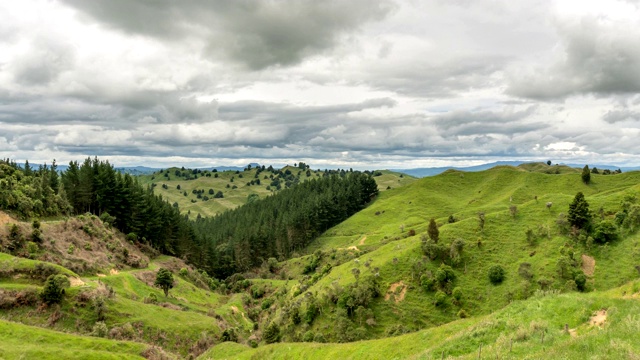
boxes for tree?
[547,160,552,166]
[581,165,591,184]
[41,274,70,304]
[427,218,439,243]
[488,265,505,285]
[154,268,174,297]
[264,322,281,344]
[574,273,587,292]
[592,220,617,244]
[568,192,591,230]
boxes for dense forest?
[192,172,379,277]
[0,158,379,279]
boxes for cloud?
[507,12,640,99]
[60,0,395,69]
[602,108,640,123]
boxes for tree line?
[1,158,379,280]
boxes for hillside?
[200,279,640,359]
[215,165,640,346]
[2,164,640,359]
[137,165,414,218]
[0,212,252,358]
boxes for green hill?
[199,279,640,359]
[137,166,415,218]
[228,166,640,345]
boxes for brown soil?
[96,274,106,277]
[359,236,367,245]
[385,281,407,303]
[69,277,85,287]
[589,309,607,327]
[109,268,119,275]
[568,328,577,337]
[338,246,359,252]
[581,254,595,276]
[0,211,14,226]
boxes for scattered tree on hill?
[264,322,281,344]
[41,274,70,305]
[488,265,505,285]
[581,165,591,184]
[568,192,591,230]
[592,220,618,244]
[427,218,439,243]
[154,268,174,297]
[547,160,552,166]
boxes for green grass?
[0,319,152,359]
[199,279,640,359]
[138,167,413,218]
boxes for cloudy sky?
[1,0,640,169]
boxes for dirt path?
[581,254,595,276]
[359,236,367,245]
[230,305,250,324]
[385,281,407,303]
[589,309,607,327]
[338,246,359,251]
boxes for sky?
[1,0,640,170]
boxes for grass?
[199,279,640,359]
[138,167,414,218]
[0,319,152,359]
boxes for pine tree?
[582,165,591,184]
[568,192,591,230]
[427,218,439,243]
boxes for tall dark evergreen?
[568,192,591,230]
[582,165,591,184]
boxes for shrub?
[434,290,447,307]
[264,322,281,344]
[488,265,506,285]
[452,287,463,302]
[91,321,108,338]
[457,309,469,318]
[40,274,70,305]
[303,331,314,342]
[592,220,618,244]
[574,273,587,292]
[154,268,174,297]
[313,332,326,343]
[220,328,238,342]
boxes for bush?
[220,328,238,342]
[592,220,618,244]
[303,331,315,342]
[457,309,469,318]
[91,321,108,338]
[452,287,463,302]
[40,274,70,305]
[488,265,506,285]
[264,322,281,344]
[434,290,447,307]
[574,273,587,292]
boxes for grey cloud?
[430,106,543,137]
[603,109,640,123]
[507,16,640,99]
[60,0,395,69]
[12,36,76,85]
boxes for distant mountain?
[393,161,638,178]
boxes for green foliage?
[154,268,174,297]
[434,290,447,307]
[90,321,108,338]
[581,165,591,184]
[40,274,70,305]
[488,265,505,285]
[435,264,456,287]
[568,192,591,230]
[221,328,238,342]
[264,322,281,344]
[427,218,439,243]
[574,273,587,292]
[592,220,618,244]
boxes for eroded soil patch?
[581,254,595,276]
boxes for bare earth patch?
[581,254,596,276]
[0,211,14,226]
[589,309,607,327]
[69,277,85,287]
[97,274,106,277]
[359,236,367,245]
[385,281,407,303]
[338,246,360,252]
[109,269,119,275]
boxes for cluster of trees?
[0,159,70,219]
[60,158,201,256]
[192,173,379,278]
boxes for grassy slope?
[0,319,150,360]
[137,167,414,218]
[275,165,640,339]
[200,279,640,360]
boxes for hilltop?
[137,165,414,218]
